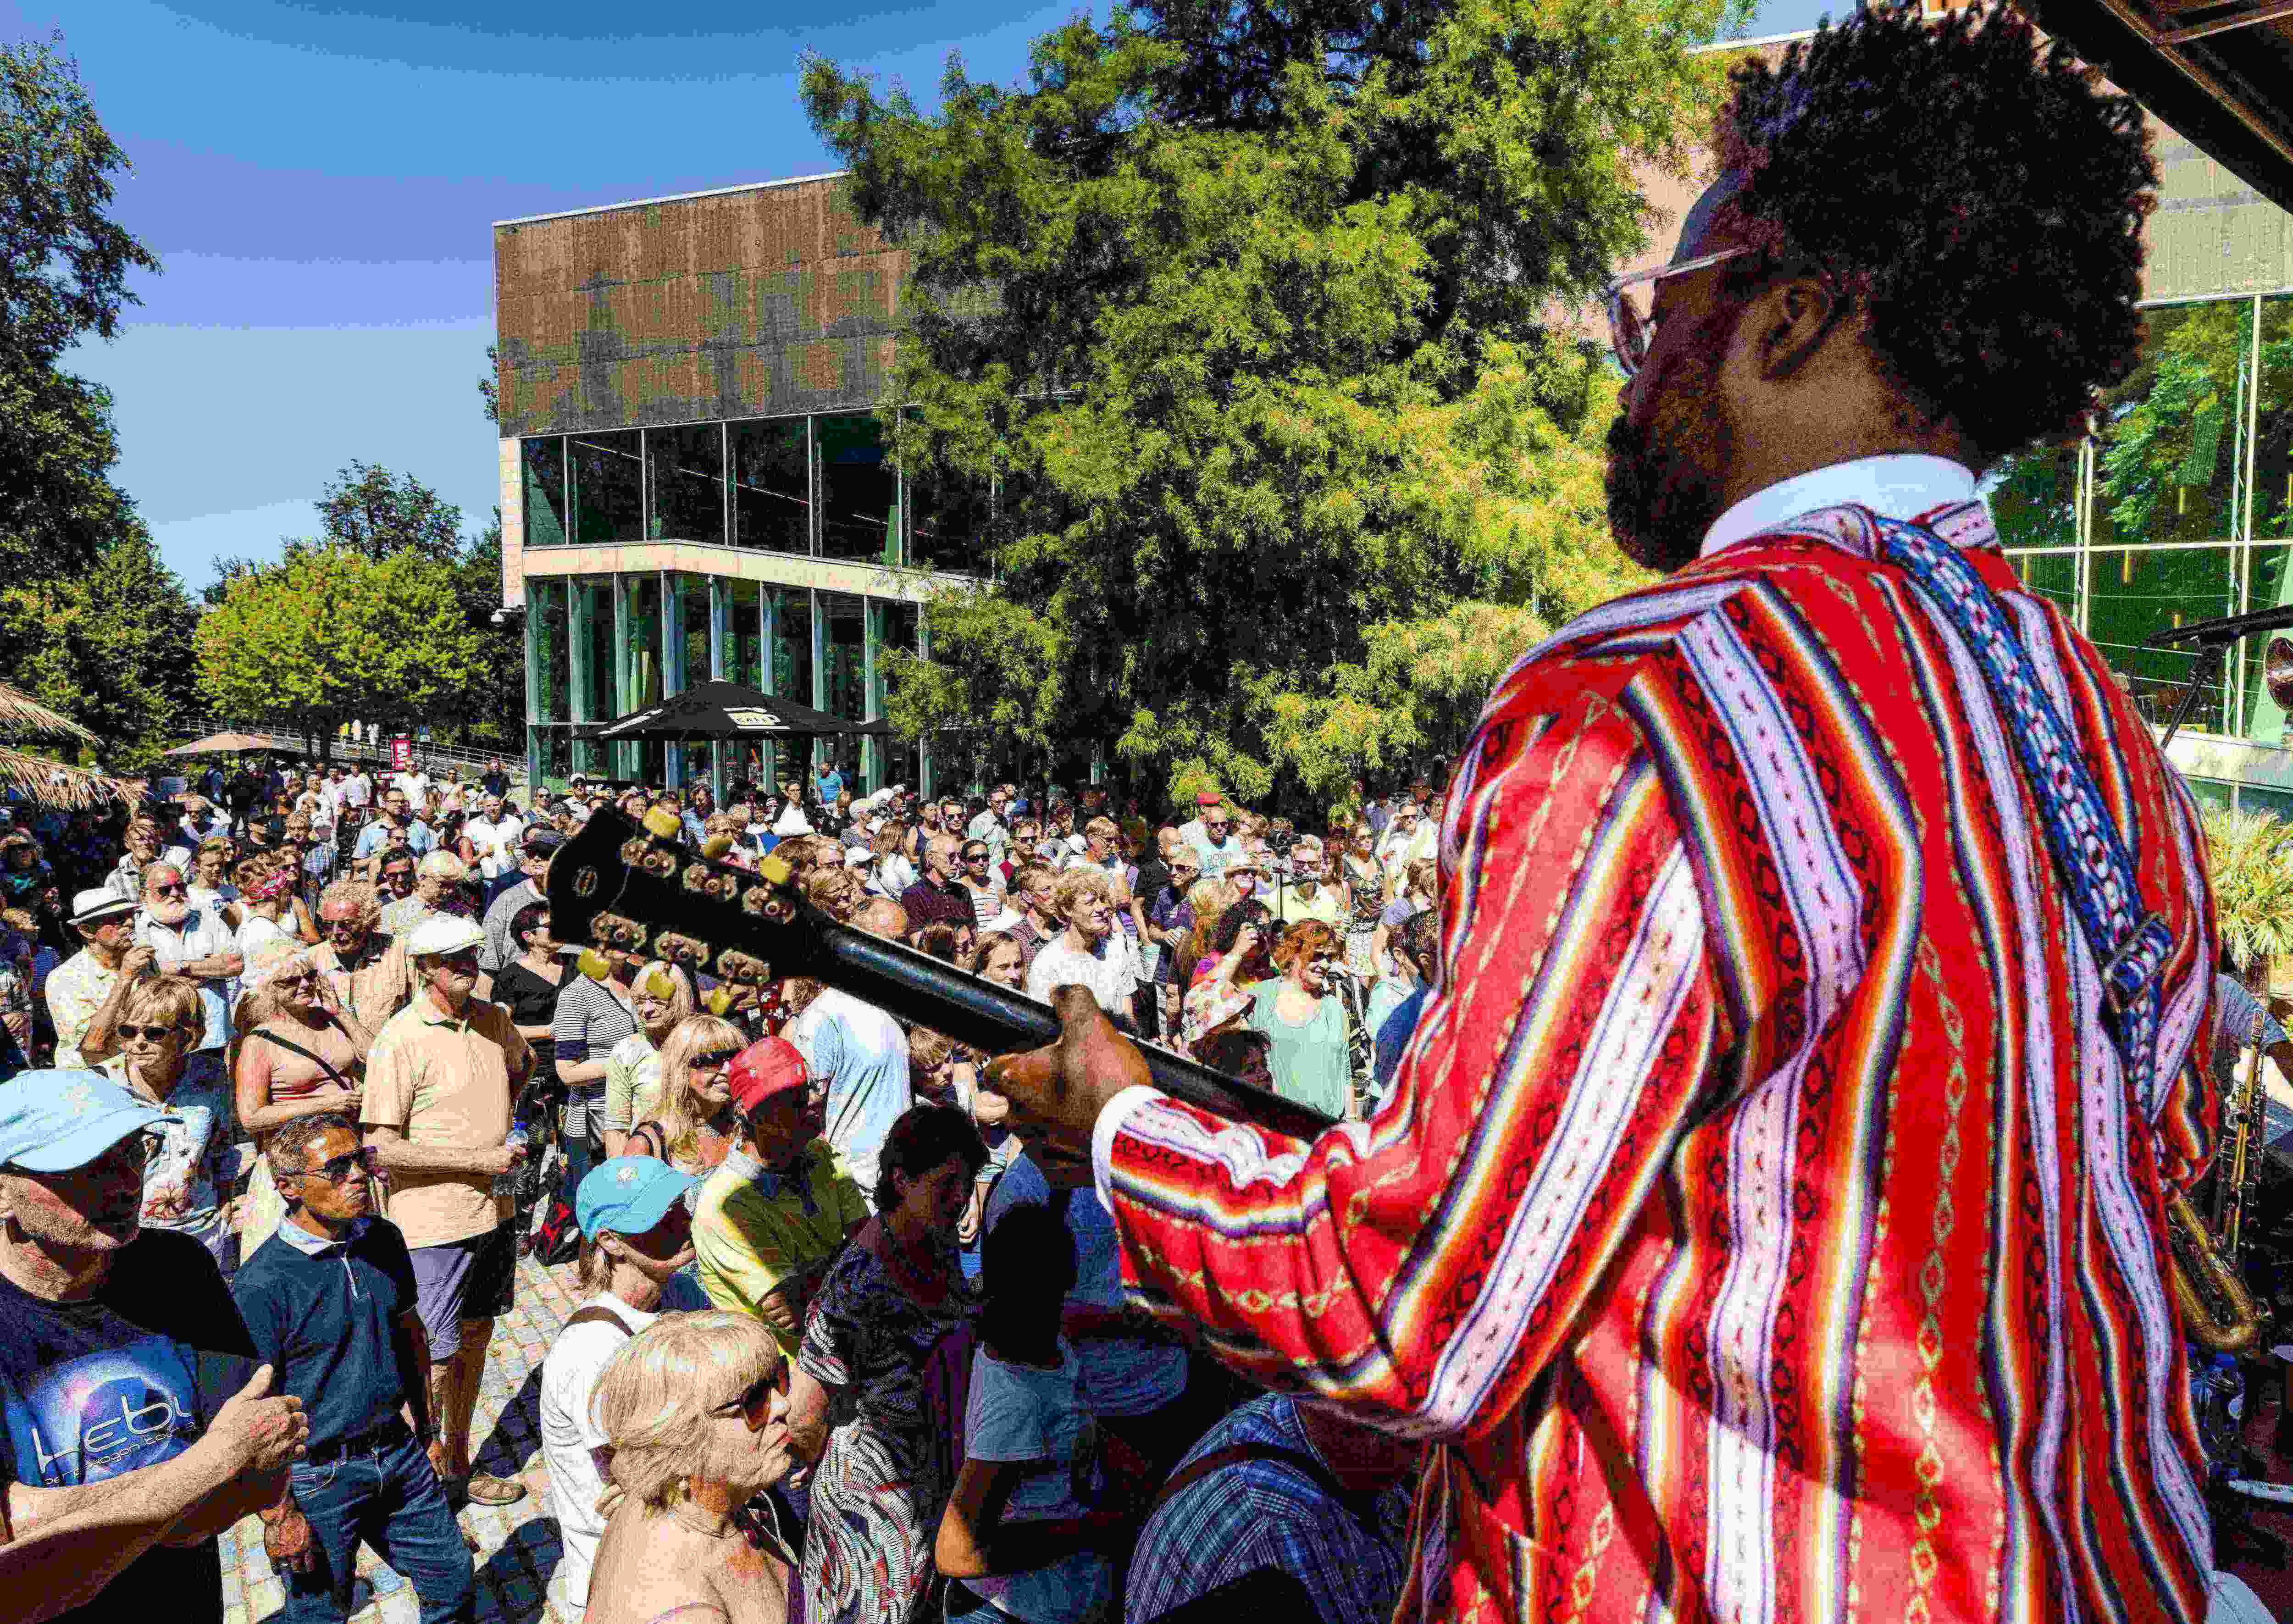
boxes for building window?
[820,591,867,720]
[726,579,764,689]
[731,418,811,554]
[817,414,899,563]
[570,430,645,545]
[529,578,570,726]
[648,424,726,545]
[2259,294,2293,544]
[773,588,813,719]
[523,438,569,548]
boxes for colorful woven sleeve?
[1102,682,1726,1439]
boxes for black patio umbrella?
[576,680,894,742]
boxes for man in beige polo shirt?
[361,913,532,1507]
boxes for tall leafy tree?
[0,522,195,768]
[807,0,1735,805]
[316,459,465,564]
[0,35,159,581]
[194,545,486,758]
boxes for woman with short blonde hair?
[585,1314,796,1624]
[600,960,696,1158]
[113,974,240,1270]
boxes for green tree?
[806,0,1729,806]
[316,459,465,564]
[443,512,525,748]
[0,35,160,581]
[0,521,195,768]
[194,545,486,757]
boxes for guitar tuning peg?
[700,835,735,860]
[642,807,685,842]
[701,987,735,1017]
[759,854,792,886]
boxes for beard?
[1604,316,1740,575]
[147,899,189,928]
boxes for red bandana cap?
[1195,792,1222,807]
[728,1037,809,1116]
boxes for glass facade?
[522,569,943,798]
[648,423,726,545]
[1993,290,2293,810]
[570,430,645,546]
[523,412,990,569]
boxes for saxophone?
[2170,1040,2268,1356]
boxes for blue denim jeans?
[280,1430,474,1624]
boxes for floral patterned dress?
[798,1239,978,1624]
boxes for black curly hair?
[1717,2,2156,467]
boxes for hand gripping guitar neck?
[545,807,1339,1143]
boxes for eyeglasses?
[963,852,989,863]
[272,970,320,990]
[692,1049,742,1069]
[302,1146,382,1183]
[710,1369,786,1430]
[432,949,481,970]
[117,1023,185,1042]
[1603,246,1751,378]
[151,882,187,898]
[1204,820,1230,831]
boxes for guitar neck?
[546,808,1340,1143]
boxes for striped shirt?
[1092,493,2219,1624]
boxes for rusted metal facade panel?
[494,178,909,439]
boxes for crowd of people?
[0,751,1447,1624]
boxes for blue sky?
[22,0,1833,593]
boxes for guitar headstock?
[545,805,822,1000]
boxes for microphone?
[2145,604,2293,650]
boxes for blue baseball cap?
[576,1157,698,1240]
[0,1071,180,1174]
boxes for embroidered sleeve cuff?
[1092,1084,1168,1213]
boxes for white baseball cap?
[404,914,486,959]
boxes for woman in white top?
[601,959,695,1157]
[936,1203,1114,1624]
[1023,868,1136,1023]
[868,820,918,899]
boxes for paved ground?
[218,1250,588,1624]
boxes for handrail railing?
[173,721,517,777]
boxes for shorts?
[409,1222,517,1355]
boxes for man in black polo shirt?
[231,1112,475,1624]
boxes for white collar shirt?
[1700,453,1978,557]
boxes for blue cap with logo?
[0,1071,180,1174]
[576,1156,698,1239]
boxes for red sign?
[391,735,413,772]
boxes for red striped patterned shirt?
[1097,499,2219,1624]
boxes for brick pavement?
[219,1251,589,1624]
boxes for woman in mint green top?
[1246,920,1354,1120]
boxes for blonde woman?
[108,975,238,1271]
[601,960,695,1157]
[586,1312,797,1624]
[625,1014,748,1177]
[232,940,373,1255]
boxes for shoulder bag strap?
[249,1026,360,1090]
[1875,512,2176,1107]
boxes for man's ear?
[1756,276,1851,384]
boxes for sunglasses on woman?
[692,1048,742,1069]
[117,1023,187,1042]
[710,1368,787,1430]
